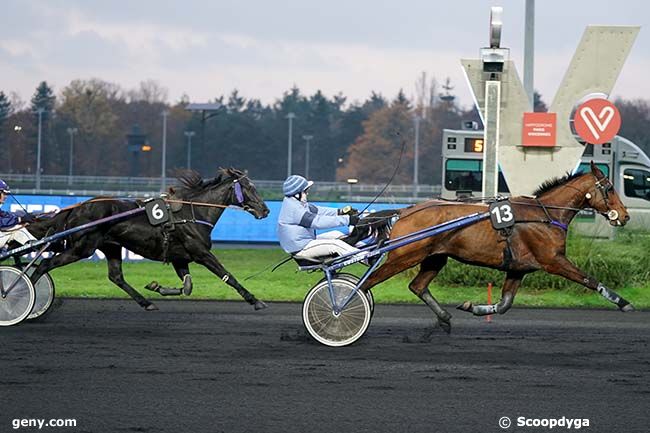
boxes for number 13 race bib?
[489,200,515,230]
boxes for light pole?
[161,110,169,191]
[413,115,421,195]
[346,178,358,200]
[184,130,195,169]
[524,0,535,110]
[35,108,45,190]
[10,125,22,173]
[302,135,313,178]
[286,112,295,177]
[67,127,78,186]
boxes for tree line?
[1,78,649,184]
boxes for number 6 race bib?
[489,200,515,230]
[145,198,170,226]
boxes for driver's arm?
[298,208,349,230]
[0,210,19,228]
[307,203,339,217]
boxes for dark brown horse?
[360,163,633,333]
[24,168,270,311]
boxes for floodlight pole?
[67,127,78,185]
[286,113,296,177]
[302,135,313,178]
[161,110,169,191]
[36,108,45,190]
[185,103,222,174]
[413,115,421,193]
[524,0,535,110]
[184,130,195,169]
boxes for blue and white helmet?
[0,179,9,193]
[283,175,314,197]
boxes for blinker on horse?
[360,162,633,334]
[25,168,270,311]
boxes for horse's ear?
[167,186,176,195]
[590,160,601,176]
[214,168,225,183]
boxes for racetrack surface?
[1,300,648,433]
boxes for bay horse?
[24,168,270,311]
[360,162,633,333]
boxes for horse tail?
[25,206,75,240]
[347,209,401,246]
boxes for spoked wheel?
[336,273,374,315]
[26,271,55,321]
[0,266,36,326]
[302,277,371,347]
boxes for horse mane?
[532,171,585,196]
[173,168,244,199]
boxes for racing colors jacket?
[0,209,19,229]
[277,197,350,254]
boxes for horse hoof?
[438,318,452,334]
[144,303,159,311]
[145,281,160,292]
[620,303,635,312]
[456,301,473,312]
[254,301,268,310]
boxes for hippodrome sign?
[573,98,621,144]
[521,112,557,147]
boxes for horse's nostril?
[625,215,630,222]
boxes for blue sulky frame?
[0,207,146,298]
[299,211,491,315]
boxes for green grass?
[47,247,650,309]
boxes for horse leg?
[145,261,192,296]
[541,255,633,311]
[195,253,267,310]
[457,271,525,316]
[174,262,193,296]
[100,245,158,311]
[30,245,93,284]
[360,255,415,292]
[408,255,452,333]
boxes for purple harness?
[550,220,569,231]
[234,181,245,205]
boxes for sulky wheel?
[0,266,36,326]
[26,271,55,321]
[302,277,371,347]
[335,273,374,315]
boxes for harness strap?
[535,198,569,231]
[174,219,214,228]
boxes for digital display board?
[464,138,484,153]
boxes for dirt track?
[1,300,648,433]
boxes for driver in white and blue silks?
[278,175,360,262]
[0,179,37,250]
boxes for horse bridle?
[590,174,619,221]
[232,176,259,213]
[233,178,245,205]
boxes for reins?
[30,196,246,219]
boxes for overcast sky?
[2,0,648,109]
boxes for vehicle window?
[445,159,509,193]
[623,169,650,201]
